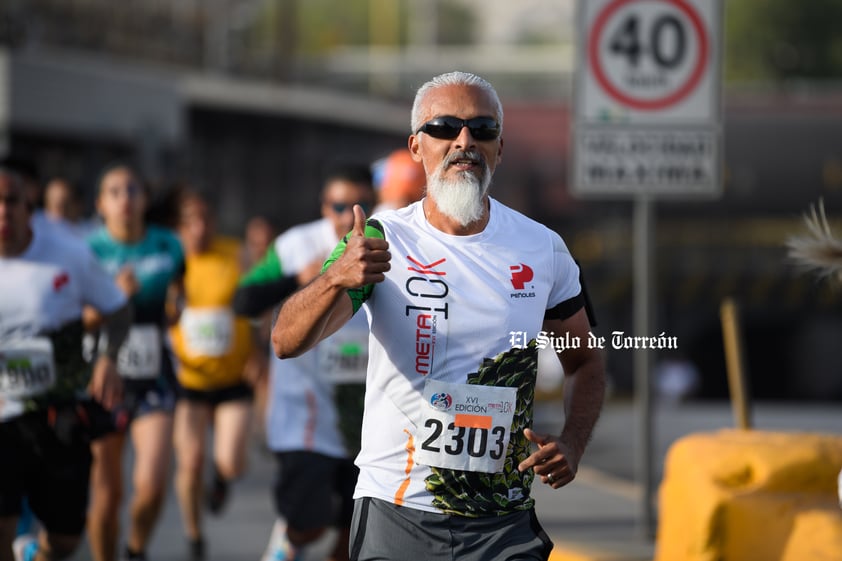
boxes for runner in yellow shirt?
[169,190,255,561]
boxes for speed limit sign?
[579,0,720,122]
[572,0,722,196]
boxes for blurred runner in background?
[0,164,130,561]
[86,163,185,561]
[234,164,376,561]
[371,148,425,214]
[169,190,256,561]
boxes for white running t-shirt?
[325,198,583,516]
[0,220,127,420]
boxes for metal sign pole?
[572,0,721,540]
[633,193,655,538]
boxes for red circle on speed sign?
[589,0,709,111]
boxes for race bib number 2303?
[415,379,517,474]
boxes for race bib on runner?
[415,379,517,474]
[0,338,57,399]
[0,338,57,420]
[179,307,234,358]
[317,335,368,384]
[118,325,161,379]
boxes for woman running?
[85,163,185,561]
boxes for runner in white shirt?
[273,72,606,561]
[235,165,376,561]
[0,165,131,561]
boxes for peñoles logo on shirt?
[509,263,533,289]
[509,263,536,299]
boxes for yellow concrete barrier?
[782,507,842,561]
[654,429,842,561]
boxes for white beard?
[427,165,491,227]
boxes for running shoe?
[266,542,298,561]
[205,471,229,515]
[120,545,147,561]
[261,520,297,561]
[12,534,37,561]
[189,537,206,561]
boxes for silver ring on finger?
[547,472,555,484]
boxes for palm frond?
[785,199,842,280]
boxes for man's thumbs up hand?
[325,204,390,289]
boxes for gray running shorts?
[349,497,553,561]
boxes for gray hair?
[410,71,504,134]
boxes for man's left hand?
[518,427,579,489]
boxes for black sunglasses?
[416,116,500,141]
[330,201,371,214]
